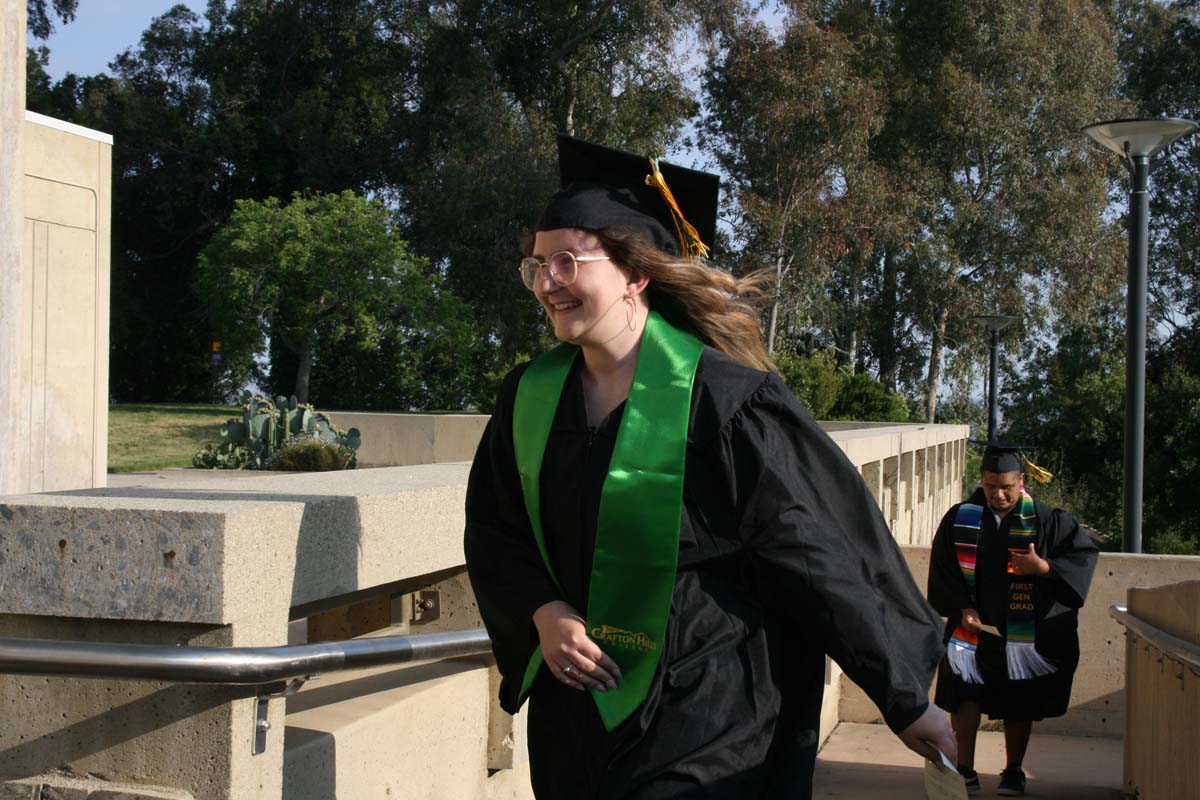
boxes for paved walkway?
[813,723,1123,799]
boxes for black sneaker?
[997,767,1026,796]
[958,767,980,795]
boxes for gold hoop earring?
[624,297,637,332]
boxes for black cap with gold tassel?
[973,440,1054,484]
[536,135,719,259]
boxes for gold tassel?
[645,156,710,260]
[1023,457,1054,484]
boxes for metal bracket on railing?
[253,676,310,756]
[410,590,441,624]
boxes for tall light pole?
[971,315,1017,441]
[1083,117,1197,553]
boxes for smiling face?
[531,228,642,346]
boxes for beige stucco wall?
[0,0,28,495]
[4,112,112,493]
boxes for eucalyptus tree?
[701,10,897,355]
[1119,0,1200,348]
[861,0,1126,419]
[26,0,76,39]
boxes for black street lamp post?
[1083,117,1197,553]
[971,315,1017,441]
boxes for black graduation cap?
[971,440,1054,483]
[536,135,720,258]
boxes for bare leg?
[951,702,982,770]
[1004,719,1033,769]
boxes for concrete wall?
[329,412,490,468]
[837,547,1200,739]
[0,109,111,495]
[0,0,28,496]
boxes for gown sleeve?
[927,505,975,620]
[723,373,944,734]
[463,364,562,713]
[1040,504,1099,609]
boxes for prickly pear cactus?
[193,394,361,470]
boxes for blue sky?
[28,1,208,81]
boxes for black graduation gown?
[927,487,1099,721]
[464,347,944,799]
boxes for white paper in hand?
[923,746,967,800]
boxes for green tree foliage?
[992,1,1200,554]
[26,0,737,401]
[26,2,425,401]
[774,350,845,419]
[704,1,1126,420]
[701,12,897,356]
[829,373,919,422]
[396,0,740,358]
[1001,308,1200,553]
[1119,0,1200,354]
[196,191,489,409]
[775,349,917,422]
[26,0,77,39]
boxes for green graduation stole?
[511,310,703,731]
[948,491,1057,683]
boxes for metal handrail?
[0,628,493,685]
[1109,604,1200,671]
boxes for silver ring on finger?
[561,663,575,676]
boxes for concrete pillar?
[900,450,914,544]
[1,1,29,495]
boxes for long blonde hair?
[594,228,774,372]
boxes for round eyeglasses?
[518,250,610,291]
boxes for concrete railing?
[333,408,968,536]
[328,412,489,468]
[1114,582,1200,799]
[0,417,969,799]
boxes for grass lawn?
[109,404,240,473]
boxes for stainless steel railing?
[0,627,494,755]
[0,628,493,684]
[1109,604,1200,671]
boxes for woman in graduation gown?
[464,135,955,799]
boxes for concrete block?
[0,463,473,625]
[0,614,284,800]
[0,783,34,800]
[325,412,489,467]
[283,655,492,800]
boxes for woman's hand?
[532,600,622,692]
[897,703,958,769]
[960,607,982,633]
